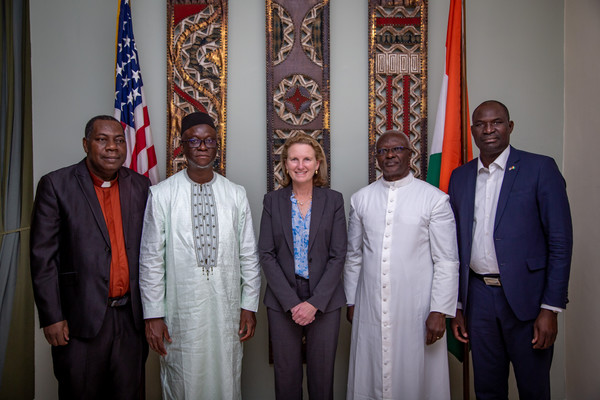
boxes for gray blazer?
[258,185,347,313]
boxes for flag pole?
[460,0,470,399]
[460,0,469,165]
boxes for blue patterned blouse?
[291,193,311,279]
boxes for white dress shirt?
[470,147,510,275]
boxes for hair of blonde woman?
[280,133,328,188]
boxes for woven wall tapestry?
[266,0,330,191]
[167,0,228,177]
[368,0,428,182]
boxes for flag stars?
[114,0,158,184]
[120,57,130,69]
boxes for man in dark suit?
[30,115,151,399]
[449,100,573,399]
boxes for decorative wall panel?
[167,0,228,177]
[368,0,428,182]
[266,0,330,191]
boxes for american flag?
[114,0,159,184]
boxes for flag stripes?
[114,0,159,184]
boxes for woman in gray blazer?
[259,133,347,400]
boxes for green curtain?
[0,0,33,397]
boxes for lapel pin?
[509,165,516,171]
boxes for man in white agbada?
[139,112,261,399]
[344,131,459,400]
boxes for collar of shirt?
[477,146,511,174]
[88,168,118,188]
[184,169,217,186]
[381,172,413,188]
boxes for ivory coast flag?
[427,0,472,363]
[426,0,472,194]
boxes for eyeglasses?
[181,138,218,148]
[376,146,409,156]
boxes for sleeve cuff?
[541,304,563,313]
[142,302,165,319]
[241,297,259,313]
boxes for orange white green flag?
[426,0,472,194]
[427,0,472,363]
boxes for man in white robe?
[139,112,261,399]
[344,131,459,400]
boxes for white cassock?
[344,173,459,400]
[139,170,261,400]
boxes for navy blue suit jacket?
[30,159,151,338]
[258,185,347,313]
[448,147,572,321]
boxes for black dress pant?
[51,303,148,400]
[268,276,341,400]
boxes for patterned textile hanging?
[368,0,429,182]
[167,0,228,177]
[266,0,330,191]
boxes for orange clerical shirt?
[89,170,130,298]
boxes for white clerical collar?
[477,146,511,173]
[381,172,413,188]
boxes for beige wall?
[564,0,600,398]
[28,0,573,399]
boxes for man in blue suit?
[449,100,572,399]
